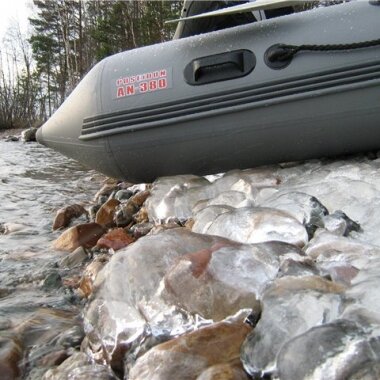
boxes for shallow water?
[0,139,102,333]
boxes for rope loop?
[268,38,380,64]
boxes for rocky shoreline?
[2,132,380,379]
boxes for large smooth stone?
[193,206,308,247]
[241,276,345,377]
[277,320,380,380]
[84,228,234,372]
[129,321,251,380]
[260,191,328,227]
[163,241,303,321]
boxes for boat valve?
[264,44,295,69]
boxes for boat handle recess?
[184,49,256,85]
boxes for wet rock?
[4,135,19,142]
[277,320,380,380]
[345,257,380,318]
[130,222,154,239]
[145,175,209,221]
[146,168,282,222]
[322,210,361,236]
[129,321,251,380]
[42,351,118,380]
[193,206,308,247]
[163,242,294,320]
[0,318,12,330]
[88,205,101,222]
[53,223,106,252]
[115,189,133,201]
[114,200,139,227]
[241,276,345,377]
[96,228,135,251]
[52,204,88,230]
[220,167,281,189]
[0,222,28,234]
[21,127,37,142]
[94,182,119,203]
[16,309,81,348]
[278,257,320,277]
[204,191,252,209]
[319,262,359,285]
[59,246,88,269]
[84,229,234,372]
[130,190,151,207]
[133,207,149,224]
[95,198,120,227]
[260,191,328,228]
[305,230,378,268]
[0,336,22,380]
[14,309,83,376]
[191,205,234,233]
[42,271,62,291]
[37,349,69,367]
[196,364,250,380]
[78,259,108,298]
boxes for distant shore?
[0,128,24,139]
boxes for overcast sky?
[0,0,31,41]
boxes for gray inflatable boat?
[37,1,380,182]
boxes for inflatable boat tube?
[37,1,380,182]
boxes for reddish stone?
[79,260,108,298]
[0,337,22,380]
[97,228,135,251]
[95,199,120,227]
[53,223,106,252]
[52,204,88,230]
[163,242,264,321]
[130,190,151,207]
[129,321,252,380]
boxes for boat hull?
[37,1,380,182]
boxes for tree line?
[0,0,182,130]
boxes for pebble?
[129,321,252,380]
[53,204,88,230]
[59,246,89,269]
[95,198,120,227]
[53,223,106,252]
[96,228,135,251]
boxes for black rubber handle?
[185,49,256,85]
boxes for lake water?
[0,139,104,378]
